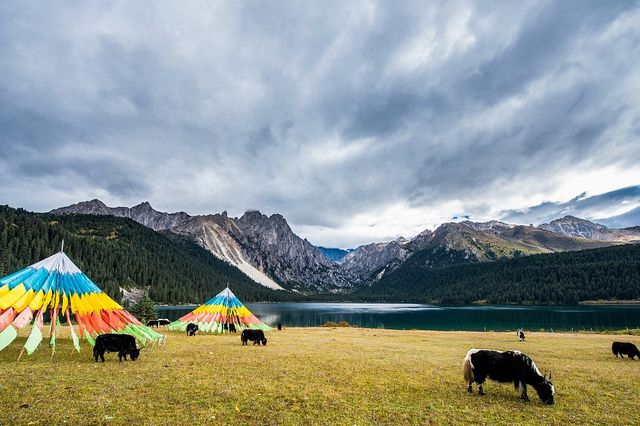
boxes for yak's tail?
[463,349,476,383]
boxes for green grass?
[1,327,639,425]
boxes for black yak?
[93,334,140,363]
[463,349,554,404]
[612,342,640,359]
[241,329,267,346]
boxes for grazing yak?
[612,342,640,359]
[463,349,554,404]
[94,334,140,363]
[518,329,526,342]
[186,323,199,336]
[241,329,267,346]
[146,319,171,328]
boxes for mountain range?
[51,199,640,294]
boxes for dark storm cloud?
[0,0,638,247]
[501,186,640,225]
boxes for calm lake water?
[157,303,640,331]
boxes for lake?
[157,303,640,331]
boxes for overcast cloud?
[1,1,639,247]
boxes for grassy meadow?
[0,327,639,425]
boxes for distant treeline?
[356,243,640,304]
[0,206,299,304]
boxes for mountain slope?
[0,205,295,304]
[358,242,640,304]
[171,214,285,290]
[340,221,610,286]
[172,210,353,293]
[232,211,352,292]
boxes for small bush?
[322,320,356,328]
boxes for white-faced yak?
[612,342,640,359]
[186,323,199,336]
[463,349,554,404]
[518,329,526,342]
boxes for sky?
[1,1,639,248]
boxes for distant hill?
[340,221,612,285]
[357,243,640,304]
[0,205,297,304]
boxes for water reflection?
[157,303,640,331]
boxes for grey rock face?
[231,211,353,292]
[340,229,436,284]
[539,215,608,239]
[340,239,411,283]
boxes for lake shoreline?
[157,303,640,332]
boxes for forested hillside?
[358,243,640,304]
[0,206,298,304]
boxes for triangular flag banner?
[66,310,80,353]
[167,287,271,333]
[0,250,164,356]
[0,325,17,351]
[83,330,95,347]
[24,322,43,355]
[49,310,59,351]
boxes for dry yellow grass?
[1,327,639,425]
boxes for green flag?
[65,310,80,353]
[24,324,43,355]
[83,329,95,347]
[69,324,80,353]
[0,325,18,351]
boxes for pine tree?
[129,296,158,323]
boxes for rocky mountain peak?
[241,210,265,220]
[51,200,190,231]
[132,201,153,209]
[539,215,607,239]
